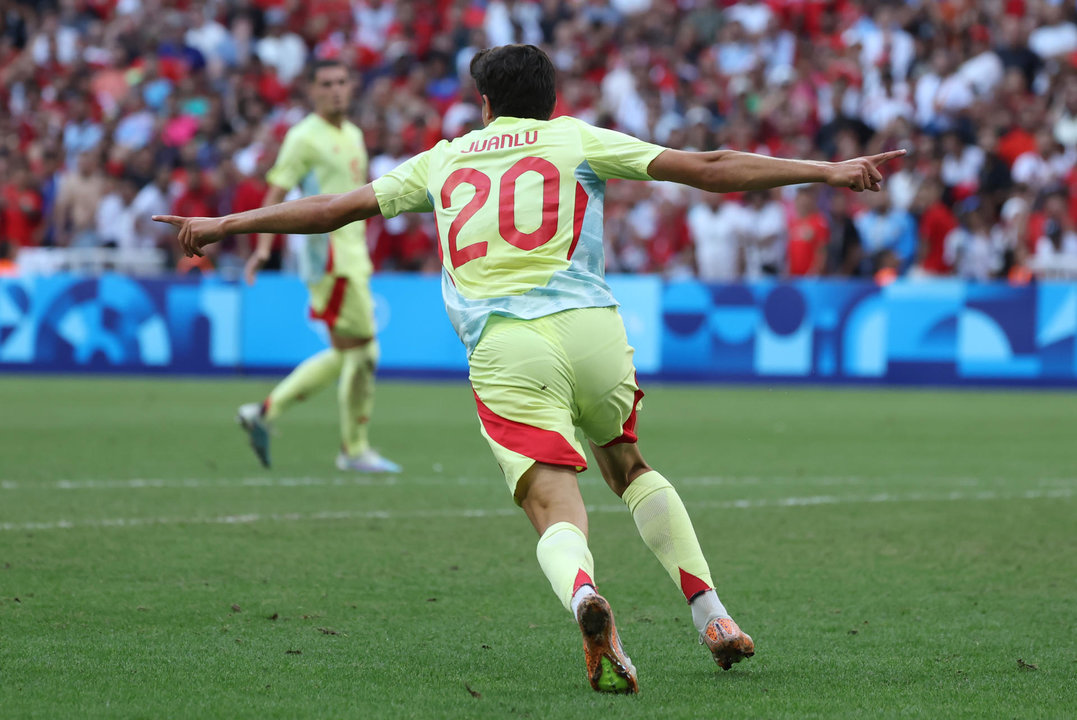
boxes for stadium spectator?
[1,159,44,248]
[824,189,863,276]
[131,166,178,253]
[945,201,1005,282]
[854,187,917,274]
[787,187,829,277]
[1033,192,1077,279]
[916,178,958,276]
[95,177,141,250]
[740,189,786,279]
[686,191,744,282]
[53,152,107,247]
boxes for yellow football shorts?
[308,272,375,339]
[468,306,644,503]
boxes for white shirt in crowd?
[130,183,173,248]
[958,51,1004,97]
[687,200,747,282]
[1029,21,1077,59]
[941,145,985,188]
[725,1,773,36]
[185,17,232,66]
[353,1,396,52]
[96,193,140,250]
[944,226,1003,282]
[1034,232,1077,279]
[860,78,914,130]
[1011,150,1075,190]
[256,29,308,84]
[740,201,786,279]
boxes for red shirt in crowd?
[787,212,829,276]
[1,183,44,247]
[172,184,217,220]
[919,201,957,274]
[231,175,284,251]
[648,213,692,271]
[998,127,1037,168]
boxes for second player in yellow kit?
[236,59,400,474]
[266,111,375,338]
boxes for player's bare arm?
[244,184,289,284]
[648,148,906,194]
[154,184,381,258]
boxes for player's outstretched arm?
[154,184,381,258]
[648,148,906,194]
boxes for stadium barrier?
[1,273,1075,387]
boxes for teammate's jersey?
[371,115,665,353]
[267,113,372,281]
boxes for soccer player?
[156,45,904,694]
[238,58,400,474]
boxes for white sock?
[690,589,729,633]
[570,584,598,620]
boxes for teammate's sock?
[338,340,378,456]
[264,348,343,421]
[690,589,730,634]
[622,470,718,604]
[536,521,595,612]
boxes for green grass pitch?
[1,376,1075,719]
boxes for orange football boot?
[701,617,755,670]
[576,594,638,693]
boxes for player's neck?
[318,111,346,128]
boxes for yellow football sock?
[622,470,715,602]
[536,521,595,612]
[264,348,343,421]
[338,340,378,456]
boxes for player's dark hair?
[307,58,347,82]
[469,44,556,121]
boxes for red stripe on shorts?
[472,390,587,470]
[601,381,645,447]
[309,277,349,331]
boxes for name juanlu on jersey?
[461,131,540,154]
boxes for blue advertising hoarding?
[1,273,1074,386]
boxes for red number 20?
[440,156,561,269]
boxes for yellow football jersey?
[371,115,665,352]
[267,113,371,280]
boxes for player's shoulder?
[282,113,321,141]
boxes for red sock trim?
[679,568,712,603]
[573,568,595,595]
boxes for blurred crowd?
[3,0,1077,282]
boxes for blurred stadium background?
[2,2,1076,717]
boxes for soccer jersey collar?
[487,116,533,129]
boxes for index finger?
[152,214,185,227]
[868,149,907,165]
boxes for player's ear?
[481,94,493,126]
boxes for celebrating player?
[238,59,400,474]
[156,44,904,694]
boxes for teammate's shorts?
[308,273,375,339]
[468,306,644,503]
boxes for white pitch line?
[5,475,1076,492]
[1,488,1071,533]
